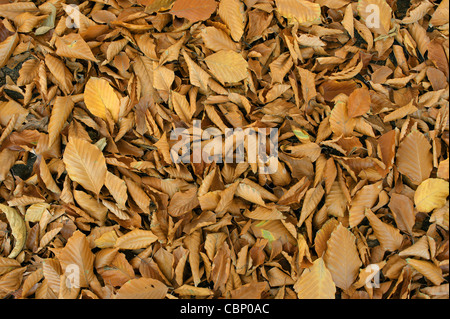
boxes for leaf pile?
[0,0,449,299]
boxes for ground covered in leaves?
[0,0,449,299]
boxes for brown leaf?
[347,87,371,118]
[365,209,403,252]
[396,130,433,185]
[324,224,362,291]
[57,231,95,288]
[169,0,217,22]
[114,277,168,299]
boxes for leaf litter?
[0,0,448,299]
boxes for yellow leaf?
[205,50,248,84]
[430,201,449,230]
[38,227,63,252]
[114,277,168,299]
[42,259,62,296]
[21,268,44,298]
[243,206,285,220]
[141,0,175,13]
[383,100,418,122]
[325,181,348,218]
[171,90,191,123]
[124,177,151,215]
[294,257,336,299]
[347,87,371,118]
[414,178,449,213]
[430,0,449,27]
[204,232,227,261]
[401,0,434,24]
[84,77,120,122]
[183,230,202,286]
[0,2,38,19]
[276,0,321,25]
[0,33,18,68]
[158,34,185,66]
[62,137,107,195]
[342,4,354,37]
[251,220,297,246]
[357,0,392,35]
[0,204,26,258]
[115,229,158,250]
[0,257,21,275]
[218,0,245,42]
[169,0,217,22]
[94,230,119,249]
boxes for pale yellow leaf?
[414,178,449,213]
[62,137,107,195]
[115,229,158,250]
[114,277,168,299]
[84,77,120,122]
[294,257,336,299]
[218,0,245,41]
[0,204,26,259]
[276,0,321,25]
[205,50,248,84]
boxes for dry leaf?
[414,178,449,213]
[0,204,26,258]
[169,0,217,22]
[324,224,362,291]
[294,257,336,299]
[0,0,447,301]
[84,77,120,122]
[205,50,248,84]
[63,137,107,195]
